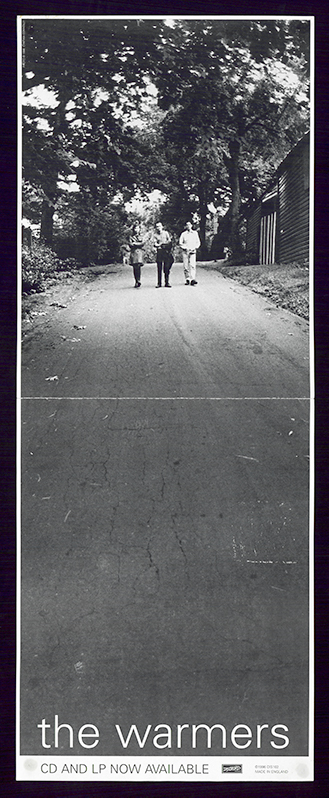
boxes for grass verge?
[200,260,309,320]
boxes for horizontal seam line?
[20,396,311,401]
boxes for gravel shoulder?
[199,260,309,320]
[21,264,119,342]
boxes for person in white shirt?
[179,222,201,285]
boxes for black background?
[1,1,328,796]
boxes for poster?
[17,15,314,782]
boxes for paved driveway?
[20,262,310,756]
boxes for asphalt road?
[20,262,310,756]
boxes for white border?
[16,755,313,782]
[308,12,315,787]
[16,13,23,775]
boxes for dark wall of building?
[277,136,309,265]
[246,204,261,264]
[246,133,309,266]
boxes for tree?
[160,91,228,254]
[22,18,310,260]
[152,19,310,255]
[22,18,168,244]
[53,191,130,265]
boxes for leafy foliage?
[152,19,309,253]
[53,194,130,265]
[22,18,310,261]
[23,18,164,244]
[22,240,80,294]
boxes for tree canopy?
[151,19,309,253]
[22,17,310,260]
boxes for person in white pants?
[179,221,201,285]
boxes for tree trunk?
[225,140,243,257]
[40,94,71,245]
[40,196,55,245]
[198,185,209,259]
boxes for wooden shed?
[246,132,310,266]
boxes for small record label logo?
[222,764,243,774]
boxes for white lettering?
[37,719,51,749]
[270,724,290,748]
[192,724,227,748]
[256,723,269,748]
[177,724,189,748]
[115,724,152,749]
[54,715,73,748]
[153,724,172,749]
[78,724,99,748]
[231,724,252,748]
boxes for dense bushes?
[52,196,130,266]
[22,240,80,294]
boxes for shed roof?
[277,130,310,176]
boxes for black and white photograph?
[17,15,313,782]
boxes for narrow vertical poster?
[17,14,314,782]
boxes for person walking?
[154,221,173,288]
[179,221,201,285]
[129,222,146,288]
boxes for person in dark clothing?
[129,222,146,288]
[154,222,173,287]
[210,230,225,261]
